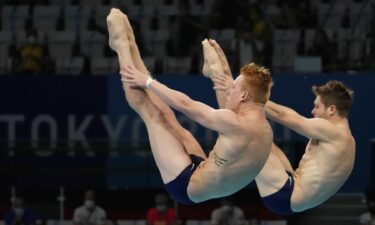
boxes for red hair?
[240,63,273,104]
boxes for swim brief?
[165,154,204,204]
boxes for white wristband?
[145,77,154,88]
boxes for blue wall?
[0,74,373,191]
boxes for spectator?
[359,198,375,225]
[19,30,45,74]
[146,193,177,225]
[210,198,245,225]
[73,190,107,225]
[4,196,37,225]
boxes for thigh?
[255,146,290,197]
[272,143,294,173]
[146,91,207,159]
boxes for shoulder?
[167,208,175,213]
[241,113,270,134]
[233,206,244,215]
[215,109,243,130]
[359,212,371,221]
[74,206,86,214]
[147,208,157,215]
[211,208,221,215]
[95,206,106,214]
[167,208,175,216]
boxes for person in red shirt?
[146,194,177,225]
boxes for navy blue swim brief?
[262,171,295,215]
[165,154,204,204]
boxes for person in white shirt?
[73,190,107,225]
[360,199,375,225]
[211,198,245,225]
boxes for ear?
[240,91,249,102]
[327,105,337,116]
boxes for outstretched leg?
[121,11,206,159]
[107,9,201,183]
[271,143,294,173]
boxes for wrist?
[145,77,154,88]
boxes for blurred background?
[0,0,375,225]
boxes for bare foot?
[121,13,137,45]
[107,8,129,52]
[202,39,224,78]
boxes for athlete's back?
[188,108,273,202]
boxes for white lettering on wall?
[101,115,127,155]
[0,114,219,157]
[31,115,57,157]
[131,117,145,147]
[0,115,25,149]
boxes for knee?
[149,109,166,124]
[125,92,145,110]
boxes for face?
[311,96,328,118]
[226,75,246,111]
[84,191,96,209]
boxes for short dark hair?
[312,80,354,117]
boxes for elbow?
[175,95,193,112]
[276,111,287,121]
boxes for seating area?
[0,219,288,225]
[0,0,373,75]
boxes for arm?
[97,209,107,225]
[146,209,154,225]
[73,209,83,225]
[121,67,238,134]
[265,100,338,141]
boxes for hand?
[120,66,150,88]
[212,73,233,92]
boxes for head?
[311,80,354,119]
[154,194,168,213]
[13,197,25,217]
[84,190,96,210]
[226,63,273,111]
[221,197,233,207]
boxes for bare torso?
[187,111,273,203]
[291,123,355,212]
